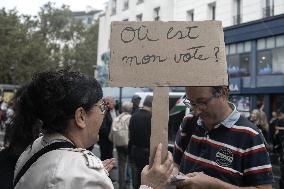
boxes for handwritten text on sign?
[109,21,228,87]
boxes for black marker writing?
[167,26,199,40]
[122,54,167,66]
[174,46,209,63]
[121,25,159,43]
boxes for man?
[129,95,153,189]
[173,86,273,189]
[131,94,141,115]
[98,96,116,161]
[109,101,133,189]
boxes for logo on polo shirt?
[215,148,233,167]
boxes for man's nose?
[192,108,203,116]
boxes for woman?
[250,109,268,145]
[250,109,261,127]
[13,70,173,189]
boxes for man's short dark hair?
[211,86,229,97]
[143,95,153,108]
[132,95,141,106]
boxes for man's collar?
[197,102,240,129]
[220,102,240,128]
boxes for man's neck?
[205,103,233,130]
[219,103,234,123]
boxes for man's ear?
[74,107,87,129]
[219,87,229,101]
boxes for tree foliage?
[0,2,99,84]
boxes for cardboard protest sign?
[109,21,228,87]
[109,21,228,163]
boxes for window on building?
[276,35,284,47]
[229,44,237,54]
[257,39,266,50]
[186,9,194,21]
[257,47,284,75]
[227,55,240,77]
[271,47,284,75]
[256,35,284,75]
[263,0,274,18]
[233,0,242,25]
[136,14,143,21]
[237,43,243,53]
[208,2,216,20]
[244,41,252,52]
[225,46,229,55]
[111,0,116,15]
[239,53,250,76]
[227,53,250,77]
[226,42,252,77]
[257,50,272,75]
[227,42,251,54]
[257,36,284,50]
[154,7,160,21]
[137,0,144,5]
[123,0,129,10]
[123,18,129,21]
[266,37,275,49]
[87,17,92,24]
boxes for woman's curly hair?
[16,70,103,136]
[6,70,102,156]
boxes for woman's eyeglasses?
[95,100,109,114]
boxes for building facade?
[225,14,284,118]
[97,0,284,117]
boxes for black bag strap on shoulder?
[13,141,75,188]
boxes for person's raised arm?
[140,143,174,189]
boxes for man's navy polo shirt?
[173,103,273,186]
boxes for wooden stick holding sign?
[150,87,169,164]
[109,21,228,164]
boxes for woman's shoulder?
[51,149,113,188]
[59,148,105,169]
[14,148,113,189]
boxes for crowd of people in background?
[0,94,14,132]
[98,94,153,189]
[247,101,284,188]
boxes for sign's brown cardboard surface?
[109,21,228,87]
[149,87,169,165]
